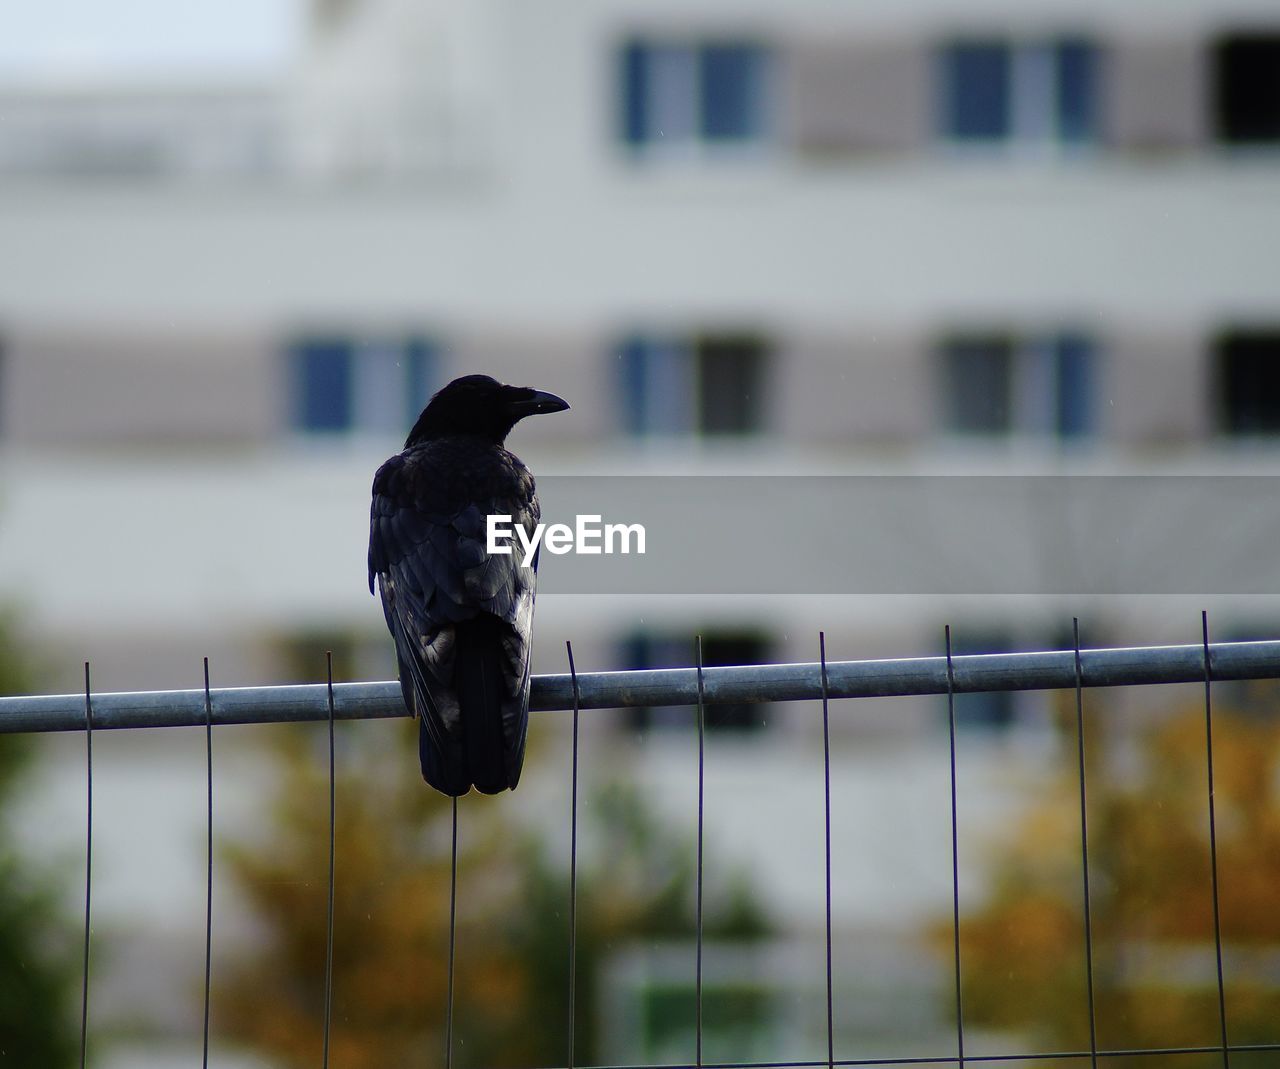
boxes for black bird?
[368,374,569,796]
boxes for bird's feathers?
[369,437,540,795]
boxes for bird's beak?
[507,389,570,416]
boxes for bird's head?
[405,374,570,447]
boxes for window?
[605,949,779,1061]
[940,38,1098,147]
[943,336,1014,433]
[620,40,771,154]
[947,630,1017,730]
[618,631,772,734]
[619,333,768,436]
[940,332,1096,439]
[1214,35,1280,145]
[947,629,1081,733]
[1217,330,1280,435]
[943,43,1011,140]
[1218,625,1280,715]
[289,335,437,436]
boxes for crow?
[368,374,569,796]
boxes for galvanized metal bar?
[4,639,1280,735]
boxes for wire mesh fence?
[1,616,1279,1068]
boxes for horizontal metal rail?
[2,639,1279,735]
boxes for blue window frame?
[617,333,767,437]
[943,42,1011,140]
[948,630,1067,732]
[941,332,1097,441]
[619,39,770,151]
[620,631,770,733]
[402,337,433,429]
[940,38,1099,146]
[621,42,650,146]
[1055,39,1097,145]
[1054,333,1094,438]
[291,338,352,433]
[701,44,767,140]
[619,336,694,435]
[290,335,438,435]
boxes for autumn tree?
[947,691,1280,1065]
[216,716,767,1068]
[0,614,80,1068]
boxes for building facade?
[1,0,1278,1062]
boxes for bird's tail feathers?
[418,720,470,797]
[406,670,471,797]
[455,615,511,795]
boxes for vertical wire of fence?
[694,635,707,1069]
[322,653,338,1069]
[78,662,93,1069]
[446,797,458,1069]
[201,660,214,1069]
[819,633,836,1069]
[566,640,583,1069]
[1072,619,1100,1069]
[1202,613,1231,1068]
[943,627,965,1069]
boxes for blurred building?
[1,0,1279,1062]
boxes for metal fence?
[2,616,1280,1069]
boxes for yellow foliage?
[214,717,768,1068]
[939,698,1280,1066]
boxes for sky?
[0,0,302,81]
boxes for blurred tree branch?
[216,718,768,1068]
[938,693,1280,1065]
[0,611,79,1069]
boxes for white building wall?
[0,1,1278,1059]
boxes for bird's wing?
[368,451,540,786]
